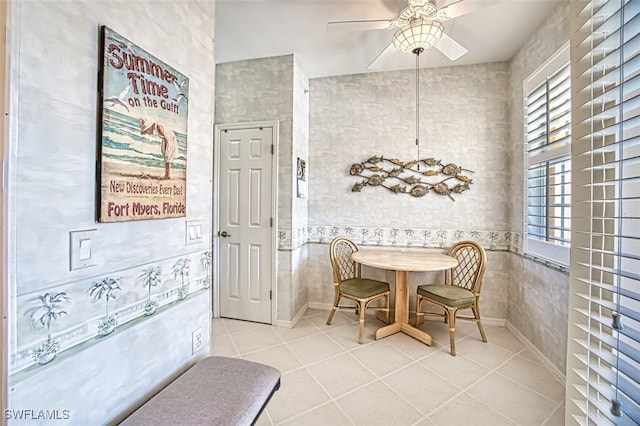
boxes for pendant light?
[392,20,443,166]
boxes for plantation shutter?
[525,47,572,265]
[567,0,640,425]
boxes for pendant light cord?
[415,49,421,169]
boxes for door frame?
[1,0,9,420]
[213,121,278,325]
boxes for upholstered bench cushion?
[121,356,281,426]
[341,278,390,299]
[417,284,474,307]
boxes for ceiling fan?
[327,0,495,69]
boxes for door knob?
[218,231,231,238]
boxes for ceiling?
[214,0,564,79]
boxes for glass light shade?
[392,20,444,53]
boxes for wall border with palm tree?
[13,249,211,373]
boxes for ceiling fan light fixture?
[392,19,444,54]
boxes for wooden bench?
[120,356,281,426]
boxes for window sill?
[521,252,569,275]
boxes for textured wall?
[507,2,570,374]
[6,0,215,423]
[215,55,294,227]
[508,255,569,371]
[276,252,293,321]
[292,57,310,232]
[305,62,512,320]
[10,294,210,425]
[291,58,310,318]
[309,62,511,231]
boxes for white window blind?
[568,0,640,425]
[525,46,572,266]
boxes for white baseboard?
[482,317,506,327]
[276,302,308,329]
[308,301,335,311]
[307,302,505,327]
[506,321,566,384]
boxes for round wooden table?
[351,250,458,345]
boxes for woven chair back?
[329,237,361,284]
[447,240,487,294]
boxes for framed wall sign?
[297,158,307,198]
[97,26,189,222]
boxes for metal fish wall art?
[348,156,474,200]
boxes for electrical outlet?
[192,327,204,354]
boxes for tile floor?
[211,309,565,426]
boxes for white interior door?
[218,125,274,324]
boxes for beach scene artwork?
[98,26,189,222]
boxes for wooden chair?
[327,237,390,344]
[415,240,487,355]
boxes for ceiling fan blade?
[327,20,392,32]
[368,42,396,69]
[434,33,468,61]
[436,0,501,20]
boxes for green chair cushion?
[340,278,389,299]
[417,284,474,308]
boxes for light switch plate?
[185,220,203,245]
[70,229,97,270]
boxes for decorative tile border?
[278,225,521,253]
[278,224,569,274]
[11,250,212,374]
[278,226,308,251]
